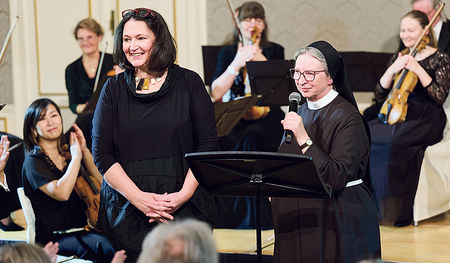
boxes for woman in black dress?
[211,1,285,230]
[22,98,115,263]
[369,10,450,227]
[92,8,221,262]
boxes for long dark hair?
[113,8,177,72]
[23,98,65,153]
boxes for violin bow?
[93,41,108,93]
[409,2,445,55]
[225,0,243,42]
[0,16,19,65]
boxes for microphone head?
[289,92,301,102]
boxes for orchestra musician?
[211,1,284,230]
[369,10,450,227]
[401,0,450,55]
[65,17,117,115]
[21,98,115,262]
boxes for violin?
[378,3,445,124]
[62,145,101,232]
[74,164,101,231]
[242,27,271,120]
[225,0,270,120]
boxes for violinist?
[211,1,284,230]
[369,10,450,227]
[21,99,115,262]
[65,18,124,150]
[65,18,117,115]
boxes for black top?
[92,64,217,172]
[65,53,115,114]
[375,51,450,105]
[212,42,284,100]
[91,65,220,262]
[22,146,86,244]
[0,132,24,218]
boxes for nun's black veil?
[307,40,375,194]
[307,40,358,109]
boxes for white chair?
[413,97,450,226]
[17,187,35,244]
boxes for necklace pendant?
[142,79,150,90]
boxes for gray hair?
[411,0,447,21]
[0,243,52,263]
[137,219,218,263]
[294,47,331,78]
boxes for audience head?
[401,10,438,50]
[113,7,177,72]
[137,219,218,263]
[23,99,65,152]
[0,242,52,263]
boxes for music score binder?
[214,95,261,137]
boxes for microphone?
[285,92,302,144]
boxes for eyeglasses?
[122,8,154,19]
[289,69,326,81]
[241,18,264,25]
[77,35,97,44]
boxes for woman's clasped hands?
[134,190,190,224]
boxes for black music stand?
[214,95,262,137]
[185,151,332,263]
[246,60,300,106]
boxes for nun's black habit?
[271,41,381,262]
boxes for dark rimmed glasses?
[122,8,154,18]
[289,69,326,81]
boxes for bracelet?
[227,65,239,76]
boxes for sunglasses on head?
[121,8,154,19]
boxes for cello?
[378,3,445,124]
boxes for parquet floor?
[2,210,450,262]
[213,211,450,262]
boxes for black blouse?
[92,64,217,174]
[22,146,86,244]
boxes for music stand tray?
[246,60,298,107]
[185,151,331,262]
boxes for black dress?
[22,146,114,263]
[271,95,381,262]
[92,65,223,262]
[369,51,450,224]
[211,42,285,229]
[65,53,115,114]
